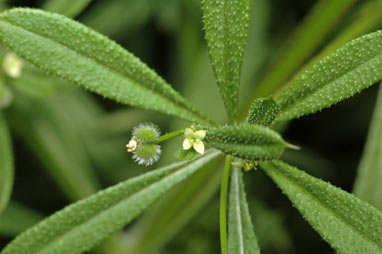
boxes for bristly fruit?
[127,122,162,166]
[132,122,161,143]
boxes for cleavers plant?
[0,0,382,254]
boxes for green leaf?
[260,160,382,254]
[0,112,13,214]
[124,155,222,253]
[0,202,43,237]
[277,0,382,96]
[202,0,250,122]
[43,0,93,18]
[247,97,280,126]
[353,84,382,209]
[250,0,356,99]
[0,8,213,126]
[275,30,382,122]
[205,123,287,161]
[2,150,220,254]
[294,0,382,83]
[228,167,260,254]
[175,147,197,161]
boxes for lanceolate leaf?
[43,0,93,18]
[202,0,250,122]
[275,30,382,122]
[2,150,220,254]
[0,8,213,125]
[353,84,382,209]
[288,0,382,84]
[250,0,356,99]
[0,112,14,214]
[125,156,222,253]
[205,123,287,160]
[260,160,382,254]
[228,167,260,254]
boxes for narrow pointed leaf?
[250,0,356,99]
[2,150,220,254]
[0,8,212,125]
[260,160,382,254]
[202,0,250,121]
[276,30,382,122]
[0,112,14,214]
[205,123,287,160]
[353,84,382,209]
[289,1,382,85]
[228,167,260,254]
[247,97,280,126]
[43,0,93,18]
[125,156,222,253]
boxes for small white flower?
[3,52,23,78]
[126,139,137,152]
[182,127,207,154]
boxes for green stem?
[220,155,232,254]
[155,129,184,144]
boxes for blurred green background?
[0,0,380,253]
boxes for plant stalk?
[155,129,184,144]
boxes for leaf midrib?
[278,46,382,117]
[0,19,213,126]
[269,162,381,250]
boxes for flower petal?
[183,138,192,150]
[194,130,206,140]
[184,128,194,138]
[193,141,205,154]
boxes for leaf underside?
[260,160,382,254]
[0,8,212,125]
[2,151,220,254]
[228,167,260,254]
[276,30,382,122]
